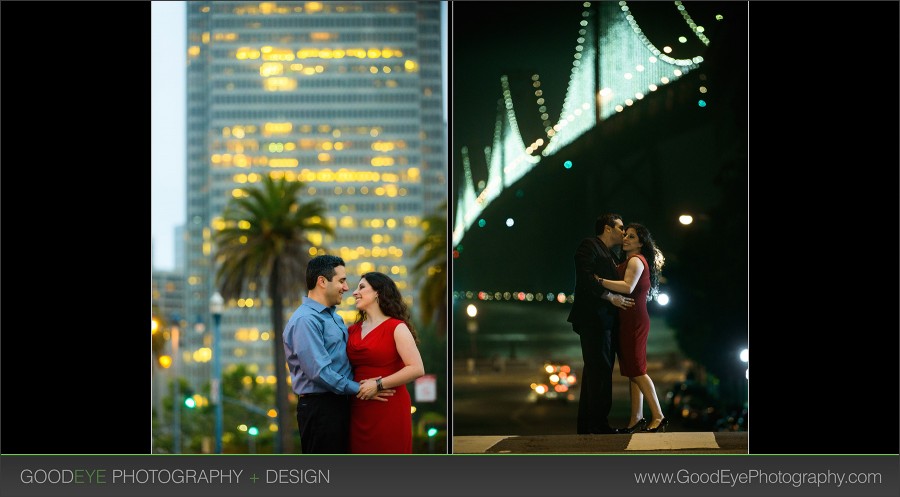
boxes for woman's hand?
[357,377,395,401]
[357,378,379,399]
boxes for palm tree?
[411,202,447,338]
[213,175,333,453]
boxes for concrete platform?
[453,431,748,454]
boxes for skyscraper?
[181,1,445,391]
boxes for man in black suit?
[567,213,633,434]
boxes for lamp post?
[247,426,259,454]
[210,292,225,454]
[466,304,478,373]
[224,396,272,454]
[171,321,181,453]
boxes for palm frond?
[409,202,448,335]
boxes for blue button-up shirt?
[283,297,360,396]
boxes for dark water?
[452,299,681,365]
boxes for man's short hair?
[306,255,346,290]
[594,213,622,235]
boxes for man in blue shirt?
[284,255,392,453]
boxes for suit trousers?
[576,327,616,433]
[296,393,350,454]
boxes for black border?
[745,0,899,455]
[1,0,150,454]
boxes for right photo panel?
[451,1,748,454]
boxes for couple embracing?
[568,213,667,435]
[283,255,425,454]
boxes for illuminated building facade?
[182,1,445,389]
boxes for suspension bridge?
[453,1,737,248]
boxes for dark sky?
[451,1,587,190]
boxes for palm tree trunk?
[269,264,294,453]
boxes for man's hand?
[609,293,635,310]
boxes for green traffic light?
[184,397,196,408]
[248,426,259,436]
[427,427,438,437]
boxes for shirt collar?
[302,296,335,314]
[595,237,620,264]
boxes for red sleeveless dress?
[617,254,651,377]
[347,317,412,453]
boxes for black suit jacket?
[566,236,621,333]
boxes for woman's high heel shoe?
[641,418,668,433]
[620,418,646,434]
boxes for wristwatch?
[376,378,384,391]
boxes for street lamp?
[466,304,478,373]
[210,292,225,454]
[677,212,710,227]
[170,319,182,453]
[740,348,749,381]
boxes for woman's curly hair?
[354,271,419,344]
[625,223,665,301]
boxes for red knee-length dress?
[617,254,651,377]
[347,317,412,454]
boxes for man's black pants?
[296,392,350,454]
[576,328,616,434]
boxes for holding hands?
[594,274,635,310]
[357,376,395,401]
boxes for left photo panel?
[151,1,449,454]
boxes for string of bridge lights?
[454,290,574,304]
[620,1,704,67]
[539,4,596,157]
[675,1,711,47]
[532,74,552,133]
[454,290,671,306]
[499,75,541,188]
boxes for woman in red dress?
[596,223,667,433]
[347,271,425,453]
